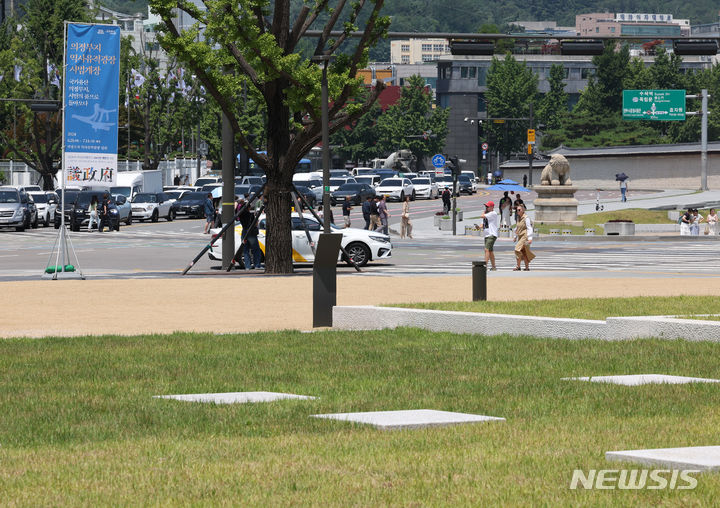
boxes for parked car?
[375,178,415,201]
[355,175,382,188]
[239,175,265,185]
[68,190,121,231]
[410,177,439,199]
[331,183,376,205]
[22,185,43,192]
[201,183,224,193]
[352,167,375,176]
[330,169,353,178]
[293,185,317,208]
[208,212,392,267]
[113,194,132,225]
[328,177,356,192]
[0,186,36,231]
[293,178,322,201]
[164,189,190,201]
[194,176,221,187]
[171,191,208,219]
[28,191,56,226]
[53,190,81,228]
[131,192,175,222]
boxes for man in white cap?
[480,200,499,270]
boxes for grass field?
[393,295,720,321]
[1,329,720,505]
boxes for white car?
[355,175,382,188]
[410,177,439,199]
[208,212,392,267]
[131,192,175,222]
[28,191,56,226]
[375,177,415,201]
[328,177,356,192]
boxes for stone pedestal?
[532,185,583,227]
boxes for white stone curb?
[332,307,720,342]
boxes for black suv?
[67,191,120,231]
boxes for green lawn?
[393,295,720,321]
[1,330,720,505]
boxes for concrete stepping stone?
[562,374,720,386]
[154,391,316,404]
[606,446,720,471]
[311,409,505,430]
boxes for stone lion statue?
[540,154,571,186]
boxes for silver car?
[0,186,36,231]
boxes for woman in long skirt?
[513,203,535,271]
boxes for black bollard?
[472,261,487,301]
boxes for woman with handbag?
[400,195,413,239]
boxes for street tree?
[330,98,382,164]
[149,0,389,273]
[537,63,568,131]
[485,53,538,158]
[375,75,448,168]
[0,0,91,189]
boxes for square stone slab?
[154,391,316,404]
[311,409,505,430]
[562,374,720,386]
[606,446,720,471]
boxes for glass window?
[477,67,487,86]
[562,67,570,79]
[610,27,616,33]
[421,43,432,51]
[461,66,468,78]
[401,44,410,52]
[401,55,410,64]
[433,44,444,52]
[422,54,434,62]
[581,68,596,79]
[468,67,477,79]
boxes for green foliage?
[330,99,382,163]
[485,54,538,157]
[537,63,567,131]
[375,75,449,164]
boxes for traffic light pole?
[528,103,534,187]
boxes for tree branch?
[288,5,310,51]
[314,0,347,55]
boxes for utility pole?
[527,102,534,187]
[701,88,708,191]
[221,112,235,269]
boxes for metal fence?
[0,158,203,188]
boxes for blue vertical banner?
[63,23,121,186]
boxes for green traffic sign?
[622,90,686,121]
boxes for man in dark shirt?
[238,201,262,269]
[369,196,381,231]
[203,193,215,234]
[98,192,110,232]
[442,187,451,214]
[361,196,372,229]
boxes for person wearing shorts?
[480,200,499,270]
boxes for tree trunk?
[263,82,294,274]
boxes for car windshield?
[329,178,346,186]
[355,177,374,184]
[459,176,471,182]
[194,178,218,187]
[303,179,322,188]
[0,190,19,203]
[337,183,363,191]
[30,193,48,203]
[179,192,206,201]
[76,193,106,207]
[379,179,402,186]
[412,178,430,184]
[110,186,131,198]
[132,193,157,203]
[165,191,183,199]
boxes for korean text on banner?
[63,24,121,186]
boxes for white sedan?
[410,177,439,199]
[131,192,175,222]
[375,178,415,201]
[208,212,392,267]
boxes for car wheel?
[411,190,416,201]
[168,209,175,221]
[71,223,80,232]
[15,225,25,232]
[114,222,120,232]
[54,219,60,229]
[399,191,405,201]
[151,209,159,222]
[127,213,132,225]
[32,214,39,228]
[345,242,371,267]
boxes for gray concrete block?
[311,409,505,430]
[333,306,607,340]
[563,374,720,386]
[607,316,720,341]
[606,446,720,471]
[154,391,317,404]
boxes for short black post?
[313,233,343,327]
[472,261,487,301]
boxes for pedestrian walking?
[238,201,262,270]
[479,200,499,271]
[703,208,718,235]
[87,195,99,232]
[378,195,390,235]
[691,208,702,236]
[342,200,352,228]
[513,203,535,271]
[174,174,181,186]
[441,187,451,214]
[522,174,527,188]
[400,195,413,239]
[679,209,692,236]
[369,196,381,231]
[362,195,372,230]
[97,192,111,232]
[203,192,215,234]
[499,191,512,227]
[615,173,630,202]
[513,194,525,223]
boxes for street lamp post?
[312,54,334,233]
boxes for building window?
[595,27,599,33]
[468,67,476,79]
[401,44,410,52]
[421,44,432,51]
[562,67,569,79]
[422,54,434,62]
[433,44,444,52]
[401,55,410,64]
[581,68,596,79]
[460,66,468,78]
[610,27,616,33]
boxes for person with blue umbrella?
[616,173,629,202]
